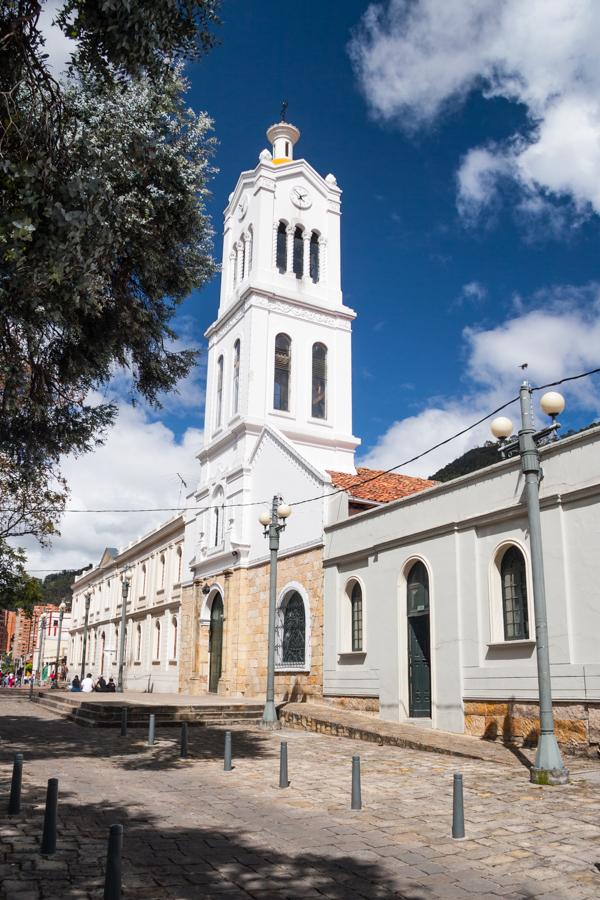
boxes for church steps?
[31,691,263,728]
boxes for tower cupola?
[266,121,300,165]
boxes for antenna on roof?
[280,99,288,122]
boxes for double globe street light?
[258,497,292,726]
[491,381,568,785]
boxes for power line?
[4,364,599,519]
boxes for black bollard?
[279,741,288,789]
[8,753,23,815]
[351,755,362,810]
[120,707,128,738]
[103,823,123,900]
[147,713,155,746]
[224,730,232,771]
[40,778,58,855]
[28,679,34,702]
[180,722,189,759]
[452,773,465,839]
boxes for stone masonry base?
[464,699,600,751]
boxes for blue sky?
[29,0,600,571]
[177,0,600,463]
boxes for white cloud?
[456,281,487,306]
[350,0,600,223]
[361,285,600,477]
[20,400,203,576]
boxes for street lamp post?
[258,496,292,726]
[491,381,569,785]
[52,601,67,689]
[117,568,133,693]
[36,613,46,686]
[80,592,91,681]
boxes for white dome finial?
[266,119,300,165]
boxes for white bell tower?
[186,118,359,575]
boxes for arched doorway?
[406,561,431,717]
[208,594,224,693]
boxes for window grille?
[274,334,291,411]
[351,582,363,651]
[293,227,304,278]
[276,221,287,273]
[310,232,320,282]
[312,342,327,419]
[276,592,306,666]
[501,547,529,640]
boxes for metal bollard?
[180,722,189,759]
[103,823,123,900]
[351,755,362,810]
[279,741,288,789]
[120,707,128,738]
[28,679,34,701]
[147,713,155,746]
[224,730,232,771]
[8,753,23,815]
[40,778,58,855]
[452,773,465,839]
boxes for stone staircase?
[32,690,264,729]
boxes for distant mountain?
[430,421,599,483]
[41,566,92,608]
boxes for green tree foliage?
[0,2,219,579]
[0,569,43,615]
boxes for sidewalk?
[281,702,535,768]
[1,697,600,899]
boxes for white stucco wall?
[70,517,184,693]
[323,427,600,733]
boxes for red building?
[12,605,61,662]
[0,610,16,655]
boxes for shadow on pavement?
[0,712,272,772]
[0,783,455,900]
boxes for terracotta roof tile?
[327,467,437,504]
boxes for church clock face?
[290,185,312,209]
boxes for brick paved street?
[1,696,600,900]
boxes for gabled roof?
[327,468,437,504]
[98,547,118,569]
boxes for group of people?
[69,673,116,693]
[0,670,26,687]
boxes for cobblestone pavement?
[1,697,600,900]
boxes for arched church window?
[232,339,240,415]
[216,355,224,428]
[212,487,224,547]
[500,546,529,640]
[276,221,287,273]
[293,226,304,278]
[310,231,320,282]
[281,592,306,665]
[154,620,161,660]
[351,581,363,652]
[311,343,327,419]
[274,333,291,411]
